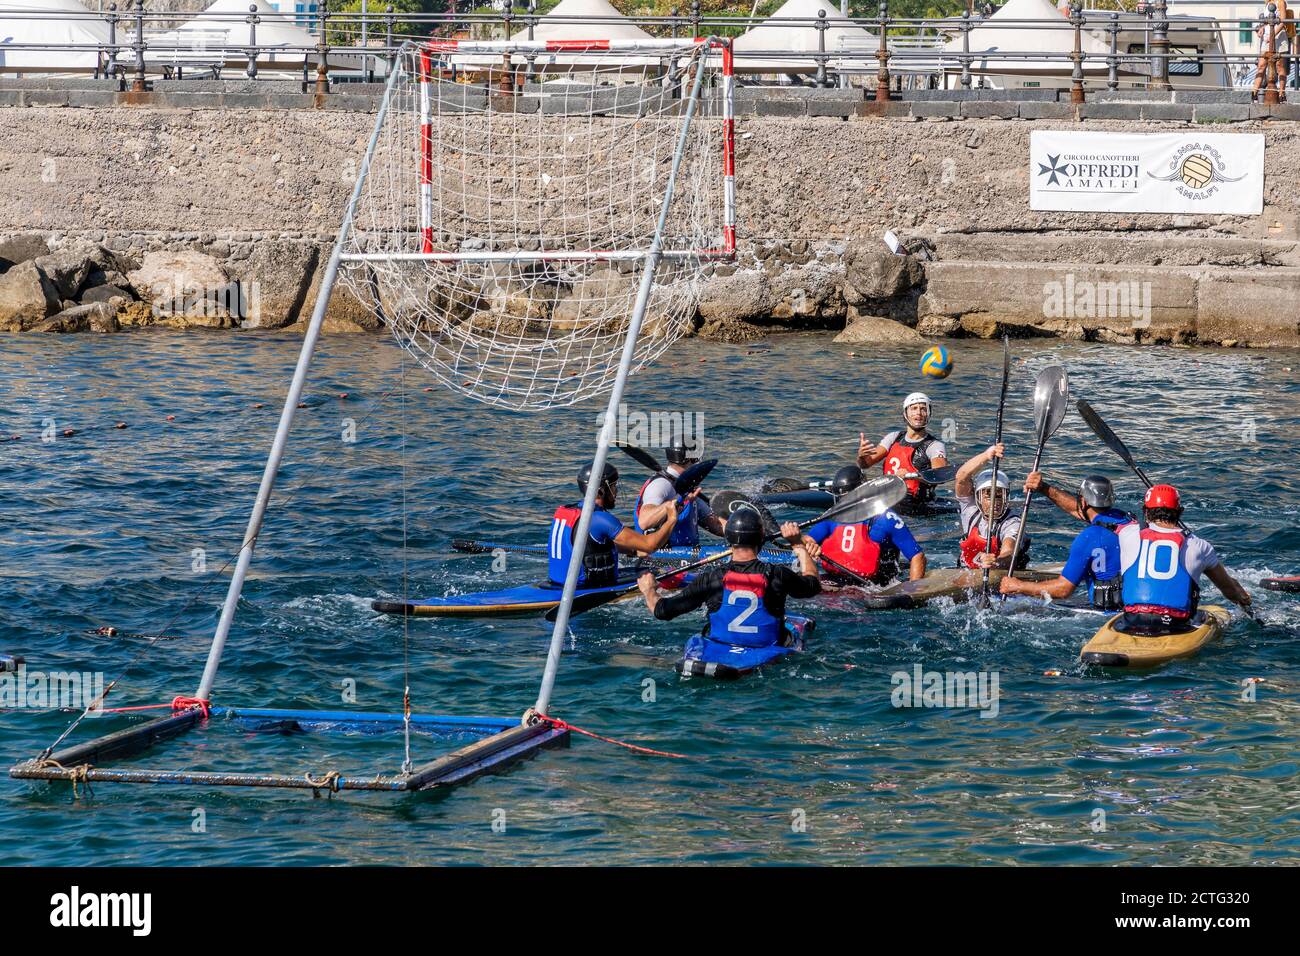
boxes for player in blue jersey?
[799,466,926,586]
[634,432,724,548]
[637,508,819,649]
[1113,484,1250,633]
[548,462,678,588]
[1000,474,1132,609]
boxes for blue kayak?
[674,615,814,680]
[373,574,650,618]
[452,539,791,563]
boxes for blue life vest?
[548,503,618,587]
[707,570,781,647]
[634,475,699,547]
[1082,510,1131,609]
[1121,522,1196,617]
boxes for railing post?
[815,9,828,88]
[1263,3,1281,106]
[247,4,260,80]
[1107,11,1119,90]
[960,10,972,90]
[1069,1,1085,104]
[1151,0,1171,91]
[876,0,891,102]
[131,0,146,92]
[691,0,701,40]
[525,0,537,79]
[315,2,330,96]
[385,5,395,75]
[670,6,679,39]
[107,4,119,81]
[503,0,513,40]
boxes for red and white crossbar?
[339,250,726,263]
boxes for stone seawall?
[1,93,1298,345]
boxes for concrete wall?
[1,83,1298,344]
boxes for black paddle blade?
[914,464,958,485]
[1076,399,1140,473]
[615,444,662,473]
[451,539,491,553]
[711,490,781,538]
[674,458,717,497]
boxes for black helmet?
[1078,475,1115,511]
[664,432,700,465]
[723,507,766,548]
[577,462,619,495]
[831,464,864,497]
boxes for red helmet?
[1145,484,1181,510]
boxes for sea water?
[0,332,1296,865]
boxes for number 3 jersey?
[650,558,821,646]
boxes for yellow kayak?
[1080,606,1231,668]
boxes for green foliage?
[326,0,449,45]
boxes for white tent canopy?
[509,0,654,42]
[733,0,878,73]
[0,0,111,73]
[942,0,1111,73]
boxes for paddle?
[979,335,1012,607]
[545,475,908,621]
[615,443,663,473]
[999,366,1070,605]
[764,464,957,495]
[910,464,958,485]
[1076,398,1256,621]
[673,458,716,497]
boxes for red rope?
[98,696,211,719]
[533,712,689,759]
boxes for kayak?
[1261,576,1300,593]
[674,615,814,680]
[1080,606,1231,668]
[857,565,1064,610]
[373,574,651,618]
[451,539,792,564]
[756,489,834,509]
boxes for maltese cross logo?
[1037,154,1068,186]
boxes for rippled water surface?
[1,332,1297,865]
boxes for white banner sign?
[1029,131,1264,215]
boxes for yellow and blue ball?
[919,346,953,379]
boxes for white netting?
[339,41,729,410]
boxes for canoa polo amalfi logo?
[1145,142,1245,200]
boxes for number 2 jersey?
[650,558,821,646]
[803,509,922,585]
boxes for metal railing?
[1,3,1296,99]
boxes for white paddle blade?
[826,475,908,524]
[1033,366,1070,440]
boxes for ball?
[919,345,953,379]
[1180,154,1213,190]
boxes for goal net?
[339,38,735,410]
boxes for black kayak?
[1262,576,1300,593]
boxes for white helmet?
[903,392,931,414]
[975,468,1010,493]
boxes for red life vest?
[819,522,882,578]
[882,432,937,499]
[960,523,1002,570]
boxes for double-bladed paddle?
[999,366,1070,604]
[979,336,1012,607]
[764,464,958,495]
[545,475,908,622]
[615,443,713,504]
